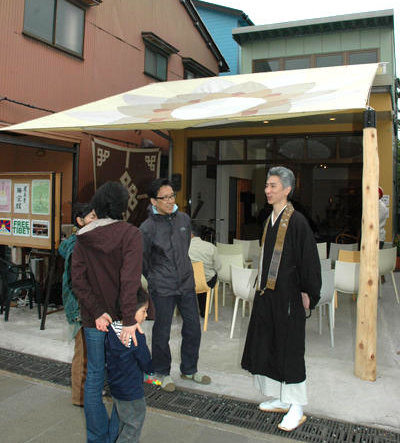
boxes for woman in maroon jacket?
[72,182,143,443]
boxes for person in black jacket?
[140,178,211,392]
[105,288,153,443]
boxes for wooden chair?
[192,261,218,331]
[335,232,359,244]
[329,242,358,268]
[338,250,360,263]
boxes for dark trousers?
[113,397,146,443]
[152,292,201,376]
[197,273,218,317]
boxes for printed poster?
[32,220,49,238]
[0,179,11,212]
[14,183,30,213]
[12,218,31,237]
[0,218,11,235]
[32,179,50,215]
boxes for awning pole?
[355,107,379,381]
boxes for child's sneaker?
[144,374,162,386]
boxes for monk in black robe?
[241,166,321,432]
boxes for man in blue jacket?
[140,178,211,392]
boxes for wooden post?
[355,108,379,381]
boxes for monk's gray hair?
[267,166,295,199]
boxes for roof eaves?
[233,9,394,44]
[181,0,230,72]
[193,0,254,25]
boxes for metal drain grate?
[1,347,399,443]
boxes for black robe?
[241,210,321,384]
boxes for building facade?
[0,0,227,223]
[193,0,253,75]
[170,9,398,244]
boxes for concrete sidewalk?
[0,270,399,433]
[0,370,294,443]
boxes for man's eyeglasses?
[155,193,176,202]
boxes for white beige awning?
[1,63,380,133]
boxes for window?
[144,47,168,81]
[277,138,304,160]
[142,32,178,82]
[284,56,310,70]
[307,136,336,159]
[339,135,362,158]
[191,133,362,165]
[219,139,244,161]
[348,50,378,65]
[192,140,217,161]
[247,138,274,160]
[315,53,343,68]
[182,58,215,79]
[253,59,280,73]
[23,0,85,57]
[253,49,378,73]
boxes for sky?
[209,0,399,77]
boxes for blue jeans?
[113,397,146,443]
[84,327,119,443]
[152,292,201,375]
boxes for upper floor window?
[253,49,379,73]
[182,58,215,79]
[142,32,179,82]
[145,47,168,81]
[315,53,343,68]
[23,0,85,57]
[253,59,280,73]
[348,50,378,65]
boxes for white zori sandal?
[259,399,290,413]
[278,404,307,432]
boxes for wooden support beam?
[355,108,379,381]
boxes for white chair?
[316,269,335,347]
[329,242,358,267]
[334,260,360,304]
[216,242,243,256]
[233,239,260,261]
[378,247,399,303]
[317,242,328,259]
[230,265,257,339]
[217,253,244,306]
[320,258,331,271]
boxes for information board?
[0,172,61,250]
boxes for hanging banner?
[92,138,160,226]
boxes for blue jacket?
[105,328,153,401]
